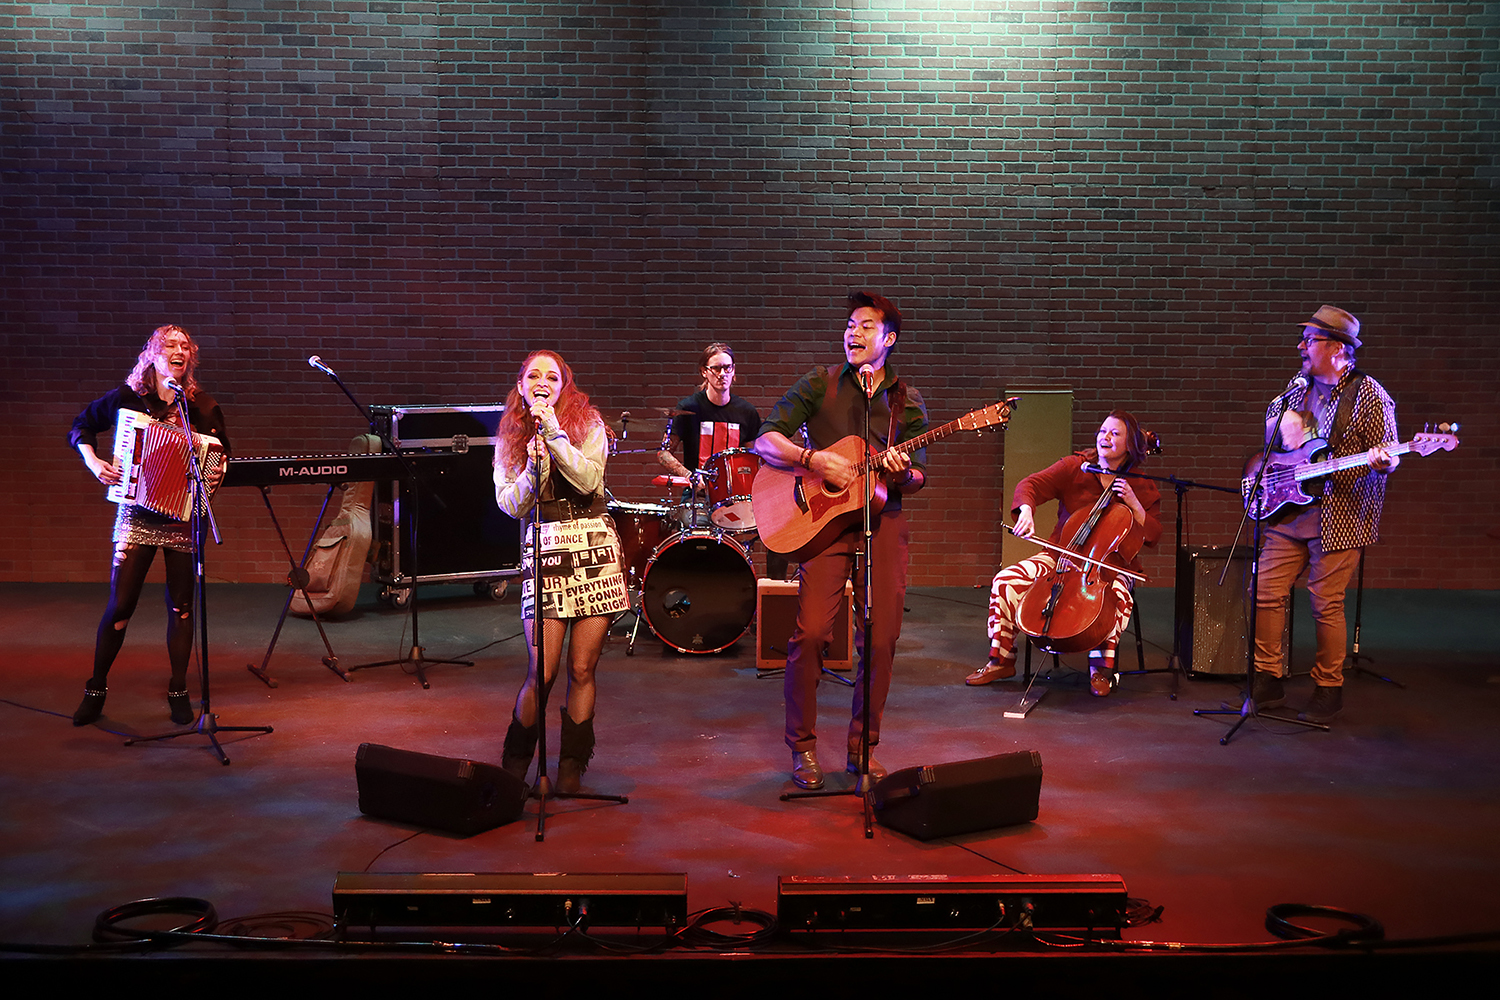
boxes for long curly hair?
[493,350,603,477]
[126,324,201,400]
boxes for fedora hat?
[1300,305,1361,348]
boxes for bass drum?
[640,531,757,654]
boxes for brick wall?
[4,2,1497,590]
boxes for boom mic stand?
[1194,387,1327,742]
[127,391,273,765]
[307,358,472,687]
[782,370,881,839]
[1082,461,1239,699]
[522,420,628,842]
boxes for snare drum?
[705,447,759,532]
[640,530,757,654]
[606,501,672,591]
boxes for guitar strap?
[1327,369,1366,452]
[886,379,907,449]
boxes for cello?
[1014,433,1159,656]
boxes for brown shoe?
[791,750,824,790]
[965,660,1017,686]
[1089,670,1114,697]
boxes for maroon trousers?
[784,509,910,754]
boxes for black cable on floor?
[92,896,218,944]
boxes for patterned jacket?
[1266,367,1397,552]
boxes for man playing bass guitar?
[1249,305,1399,724]
[753,292,928,790]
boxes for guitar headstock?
[1410,423,1460,457]
[959,396,1019,433]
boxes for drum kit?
[607,410,764,655]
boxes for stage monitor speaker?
[872,751,1042,841]
[355,743,526,836]
[1174,545,1287,676]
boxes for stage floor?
[2,581,1498,984]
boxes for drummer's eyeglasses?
[705,363,735,373]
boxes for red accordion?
[107,410,226,521]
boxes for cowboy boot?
[557,708,595,794]
[501,712,539,783]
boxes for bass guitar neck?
[1242,427,1460,521]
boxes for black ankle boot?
[72,681,107,727]
[501,714,539,783]
[167,689,194,726]
[558,708,596,794]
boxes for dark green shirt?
[759,362,929,511]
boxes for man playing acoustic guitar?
[1251,305,1398,724]
[753,292,928,790]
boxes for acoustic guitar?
[752,398,1015,560]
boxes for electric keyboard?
[222,450,460,488]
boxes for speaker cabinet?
[370,404,521,589]
[1174,545,1287,676]
[355,743,527,836]
[872,751,1042,841]
[756,578,853,673]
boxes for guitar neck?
[855,414,964,475]
[1297,439,1412,481]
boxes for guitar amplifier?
[756,579,853,673]
[1175,545,1288,676]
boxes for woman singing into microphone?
[493,351,630,791]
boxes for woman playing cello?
[967,410,1162,697]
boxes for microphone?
[1274,374,1309,399]
[1080,462,1109,476]
[858,364,878,399]
[530,391,551,434]
[162,376,185,394]
[308,355,337,378]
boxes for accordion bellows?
[107,410,225,521]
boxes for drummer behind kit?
[608,444,766,655]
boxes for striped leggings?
[987,554,1134,669]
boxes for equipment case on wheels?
[369,404,521,606]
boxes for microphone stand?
[782,370,880,839]
[310,361,472,687]
[127,389,273,764]
[1194,384,1327,742]
[1080,462,1238,699]
[524,416,629,842]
